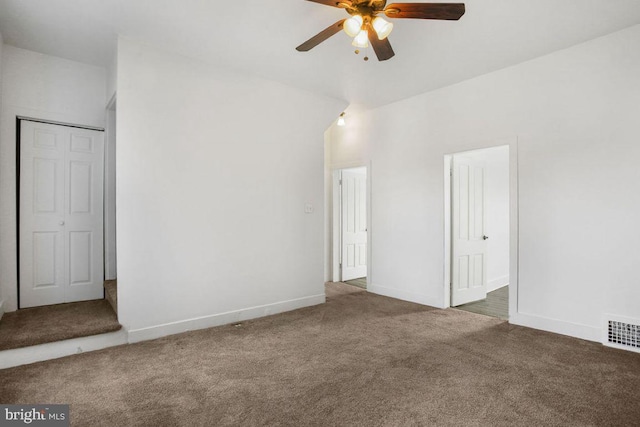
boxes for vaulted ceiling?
[1,0,639,107]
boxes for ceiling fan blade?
[384,3,465,20]
[305,0,351,8]
[367,24,395,61]
[296,20,346,52]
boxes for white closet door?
[20,121,104,308]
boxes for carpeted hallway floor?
[1,282,639,426]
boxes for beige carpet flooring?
[1,282,639,426]
[0,299,121,351]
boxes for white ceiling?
[1,0,639,107]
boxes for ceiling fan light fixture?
[352,29,369,48]
[343,15,363,38]
[296,1,466,62]
[372,16,393,40]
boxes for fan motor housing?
[345,0,386,16]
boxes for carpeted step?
[104,280,118,314]
[0,299,122,351]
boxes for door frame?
[104,94,117,281]
[443,138,519,320]
[329,161,372,286]
[15,116,105,309]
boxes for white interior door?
[451,155,488,306]
[341,169,367,281]
[20,120,105,308]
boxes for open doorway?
[445,145,510,319]
[332,166,368,289]
[1,112,121,352]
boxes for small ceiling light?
[372,17,393,40]
[343,15,363,38]
[337,112,346,127]
[352,29,369,48]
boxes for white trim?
[487,276,509,293]
[16,115,104,132]
[104,98,117,281]
[510,313,600,342]
[368,284,442,308]
[443,155,452,308]
[0,299,4,321]
[128,294,325,344]
[329,160,369,170]
[0,329,128,370]
[366,163,372,288]
[509,138,520,319]
[332,170,341,282]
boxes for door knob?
[59,221,65,226]
[483,235,489,240]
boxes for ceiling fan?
[296,0,465,61]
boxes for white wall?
[116,38,345,340]
[328,24,640,342]
[0,45,107,311]
[0,33,4,319]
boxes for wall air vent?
[603,315,640,353]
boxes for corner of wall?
[106,43,117,105]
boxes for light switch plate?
[304,203,314,214]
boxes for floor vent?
[603,315,640,353]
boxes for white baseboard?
[510,312,601,343]
[487,275,509,293]
[128,294,326,344]
[0,329,128,370]
[368,284,442,308]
